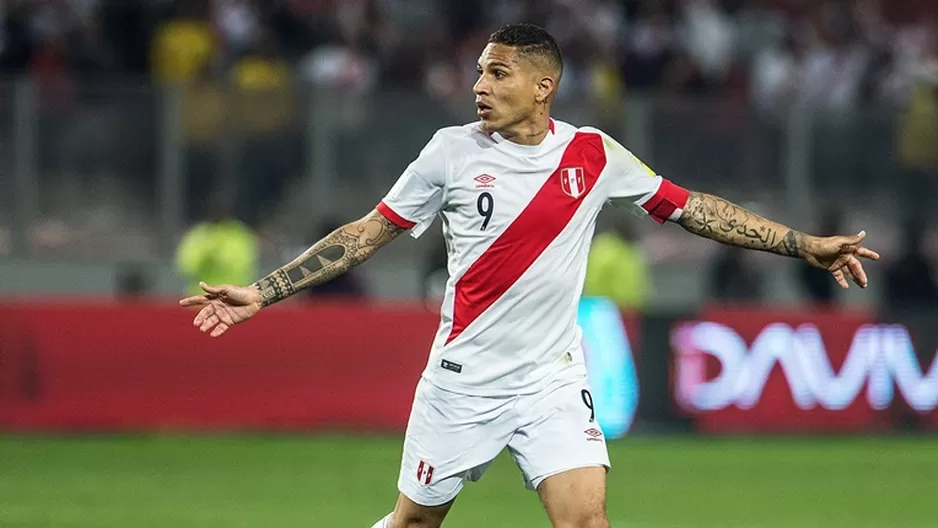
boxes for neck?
[498,108,551,146]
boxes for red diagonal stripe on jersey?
[446,132,607,345]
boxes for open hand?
[179,282,263,337]
[803,231,881,289]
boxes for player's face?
[473,44,544,134]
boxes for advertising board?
[672,309,938,433]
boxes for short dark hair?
[488,23,563,78]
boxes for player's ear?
[535,75,555,105]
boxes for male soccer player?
[180,23,879,528]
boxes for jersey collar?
[487,118,556,148]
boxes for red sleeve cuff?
[376,201,417,229]
[641,179,690,224]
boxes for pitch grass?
[0,435,935,527]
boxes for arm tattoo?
[253,210,405,306]
[676,192,808,258]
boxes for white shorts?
[397,374,611,507]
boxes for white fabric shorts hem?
[528,462,610,491]
[399,487,459,508]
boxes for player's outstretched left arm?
[674,192,880,289]
[179,209,404,336]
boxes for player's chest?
[443,151,604,235]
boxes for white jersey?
[377,119,688,396]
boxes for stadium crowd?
[1,0,937,309]
[0,0,935,112]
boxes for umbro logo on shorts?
[417,460,434,485]
[584,428,603,442]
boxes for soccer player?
[180,23,879,528]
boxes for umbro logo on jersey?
[584,428,604,442]
[474,174,496,189]
[560,167,586,199]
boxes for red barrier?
[672,308,938,434]
[0,301,438,432]
[4,302,936,434]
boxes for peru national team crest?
[560,167,586,199]
[416,460,434,486]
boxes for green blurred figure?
[176,194,258,297]
[583,217,652,310]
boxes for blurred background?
[0,0,936,527]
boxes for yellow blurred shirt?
[182,82,227,145]
[175,220,259,297]
[151,19,216,84]
[591,62,624,108]
[231,55,293,135]
[583,232,652,310]
[898,82,938,170]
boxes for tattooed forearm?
[252,210,404,307]
[676,192,809,258]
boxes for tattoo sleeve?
[675,192,808,258]
[252,209,405,307]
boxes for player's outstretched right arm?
[252,209,404,306]
[179,209,404,337]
